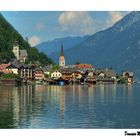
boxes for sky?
[1,11,129,46]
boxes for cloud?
[58,11,95,35]
[35,22,45,31]
[106,11,124,27]
[28,36,41,46]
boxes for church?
[59,44,65,67]
[12,40,28,63]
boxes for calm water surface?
[0,84,140,128]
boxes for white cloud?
[28,36,41,46]
[106,11,124,27]
[35,22,45,31]
[58,11,95,35]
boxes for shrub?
[1,73,19,79]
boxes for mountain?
[0,13,53,65]
[35,36,89,56]
[54,11,140,79]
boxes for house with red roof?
[75,64,95,72]
[0,64,13,74]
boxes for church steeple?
[59,43,65,67]
[60,43,64,56]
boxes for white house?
[51,70,62,78]
[98,72,105,79]
[6,64,18,74]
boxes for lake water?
[0,84,140,128]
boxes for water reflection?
[0,84,140,128]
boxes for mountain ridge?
[35,35,89,56]
[51,11,140,79]
[0,13,53,65]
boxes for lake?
[0,84,140,128]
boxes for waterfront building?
[34,68,45,80]
[94,68,116,84]
[51,70,62,79]
[6,63,18,74]
[0,63,12,74]
[104,69,116,79]
[85,70,95,77]
[122,71,133,83]
[72,70,83,79]
[16,64,35,80]
[61,70,73,80]
[0,63,36,80]
[59,44,65,67]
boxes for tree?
[0,13,53,66]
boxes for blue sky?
[1,11,129,46]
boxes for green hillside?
[0,13,53,65]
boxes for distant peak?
[111,11,140,32]
[131,11,140,16]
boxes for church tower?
[12,40,20,60]
[59,43,65,67]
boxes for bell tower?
[12,40,20,60]
[59,43,65,67]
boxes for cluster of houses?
[0,42,134,85]
[0,40,45,83]
[0,62,45,82]
[47,44,133,85]
[48,64,134,85]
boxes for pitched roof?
[123,71,133,77]
[104,69,116,77]
[7,64,18,69]
[20,50,28,57]
[0,64,10,70]
[35,67,44,72]
[8,63,35,69]
[60,43,64,56]
[76,64,93,69]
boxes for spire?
[14,39,19,46]
[60,43,64,56]
[59,43,65,67]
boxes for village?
[0,41,134,86]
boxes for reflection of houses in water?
[18,86,34,112]
[35,85,46,93]
[87,86,94,110]
[122,84,132,103]
[13,86,35,126]
[59,90,65,127]
[71,85,83,107]
[12,87,20,125]
[0,86,14,112]
[0,85,36,128]
[44,85,66,126]
[95,84,116,104]
[0,85,66,128]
